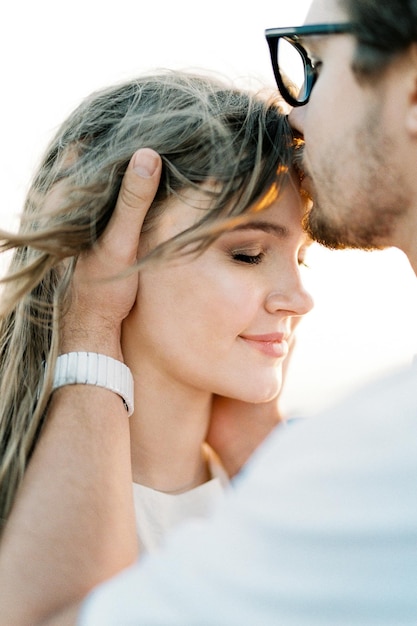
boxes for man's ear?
[405,43,417,137]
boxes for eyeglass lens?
[277,38,309,103]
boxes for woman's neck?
[129,366,212,493]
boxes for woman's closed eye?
[231,251,264,265]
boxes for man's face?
[289,0,410,251]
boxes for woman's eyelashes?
[227,239,312,268]
[311,59,323,76]
[231,251,264,265]
[233,253,310,267]
[297,244,312,269]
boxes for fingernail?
[132,148,159,178]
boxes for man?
[3,0,417,623]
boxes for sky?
[2,0,417,416]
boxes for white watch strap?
[52,352,134,416]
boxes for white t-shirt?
[132,444,229,553]
[80,361,417,625]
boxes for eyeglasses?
[265,23,354,107]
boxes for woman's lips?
[239,333,289,358]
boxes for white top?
[133,445,229,553]
[80,361,417,625]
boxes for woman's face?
[122,180,313,404]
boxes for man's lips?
[239,333,289,358]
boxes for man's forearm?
[0,385,137,626]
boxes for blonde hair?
[0,70,294,529]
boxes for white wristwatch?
[52,352,134,416]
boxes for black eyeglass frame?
[265,23,354,107]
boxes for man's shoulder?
[302,361,416,441]
[241,362,417,497]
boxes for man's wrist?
[60,325,124,361]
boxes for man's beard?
[302,199,381,251]
[303,182,403,252]
[297,135,406,252]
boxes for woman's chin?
[236,383,281,405]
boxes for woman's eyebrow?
[231,221,289,238]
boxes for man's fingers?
[101,148,162,260]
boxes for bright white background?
[2,0,417,415]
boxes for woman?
[0,71,312,556]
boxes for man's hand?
[207,395,283,478]
[0,149,162,626]
[60,148,162,358]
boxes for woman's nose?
[265,273,314,317]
